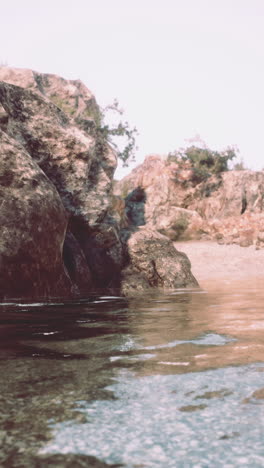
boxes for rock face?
[115,155,264,248]
[0,130,71,299]
[0,66,100,125]
[115,155,205,241]
[0,67,198,300]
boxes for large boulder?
[120,226,198,295]
[0,68,121,299]
[0,130,72,300]
[0,82,107,226]
[0,66,100,128]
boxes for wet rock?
[2,453,122,468]
[194,389,232,399]
[178,404,207,412]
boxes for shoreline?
[175,240,264,288]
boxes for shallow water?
[1,279,264,467]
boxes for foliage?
[94,99,138,167]
[171,216,189,240]
[168,144,237,184]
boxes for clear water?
[1,279,264,467]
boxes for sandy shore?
[175,241,264,286]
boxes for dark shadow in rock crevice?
[241,188,247,214]
[65,216,124,294]
[119,186,147,250]
[125,186,146,227]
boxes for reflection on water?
[1,279,264,466]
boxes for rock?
[108,194,129,228]
[0,81,105,227]
[0,68,198,300]
[256,228,264,250]
[0,68,122,292]
[120,226,198,295]
[190,170,264,218]
[63,232,92,296]
[0,66,100,127]
[125,187,147,227]
[115,155,264,248]
[116,155,205,240]
[0,130,71,300]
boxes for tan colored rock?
[191,170,264,219]
[116,155,264,248]
[0,66,99,122]
[116,155,204,240]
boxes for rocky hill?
[0,68,197,300]
[115,154,264,249]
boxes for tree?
[94,99,138,167]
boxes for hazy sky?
[2,0,264,178]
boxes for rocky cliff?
[0,68,198,300]
[115,155,264,249]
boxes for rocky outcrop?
[115,155,205,240]
[0,68,198,300]
[115,155,264,248]
[0,66,100,127]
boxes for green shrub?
[172,216,189,239]
[168,144,237,183]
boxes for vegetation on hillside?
[167,144,238,184]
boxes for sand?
[175,241,264,286]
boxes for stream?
[1,277,264,467]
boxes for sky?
[1,0,264,178]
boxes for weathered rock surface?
[0,68,198,300]
[120,226,198,295]
[0,66,100,126]
[0,130,71,299]
[115,155,205,240]
[115,155,264,248]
